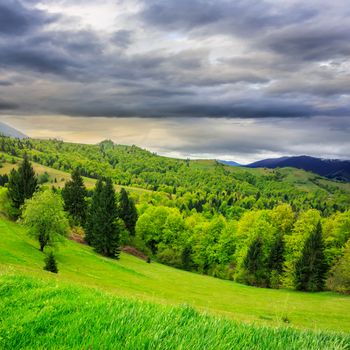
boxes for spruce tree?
[294,221,328,291]
[86,178,120,258]
[85,179,104,245]
[62,168,87,226]
[44,252,58,273]
[268,233,285,273]
[244,236,264,275]
[8,153,37,213]
[118,188,138,236]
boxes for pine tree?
[118,188,138,236]
[244,237,264,275]
[44,252,58,273]
[8,153,37,211]
[85,179,104,245]
[294,221,328,291]
[86,178,121,258]
[268,233,285,273]
[62,168,87,226]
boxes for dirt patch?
[122,246,149,261]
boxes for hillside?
[1,217,350,334]
[1,136,350,218]
[248,156,350,182]
[2,275,350,350]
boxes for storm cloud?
[0,0,349,160]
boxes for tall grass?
[1,275,349,350]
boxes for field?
[1,217,350,337]
[1,275,350,350]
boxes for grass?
[0,218,350,334]
[1,275,349,350]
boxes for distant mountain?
[247,155,350,182]
[0,122,27,139]
[219,160,241,167]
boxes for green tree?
[8,154,37,213]
[86,178,120,258]
[268,233,285,273]
[22,190,69,251]
[294,221,328,291]
[283,209,321,288]
[44,252,58,273]
[118,188,138,236]
[327,238,350,293]
[62,168,87,226]
[244,236,264,275]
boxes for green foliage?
[44,252,58,273]
[283,209,321,288]
[22,190,69,251]
[2,137,350,291]
[7,153,37,215]
[323,211,350,266]
[294,222,328,291]
[86,178,120,258]
[118,188,138,235]
[62,168,87,226]
[327,239,350,294]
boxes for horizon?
[1,119,350,165]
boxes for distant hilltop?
[247,155,350,182]
[0,121,27,139]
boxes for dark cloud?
[141,0,316,36]
[261,26,350,62]
[0,100,18,110]
[0,0,349,151]
[0,0,56,36]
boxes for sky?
[0,0,349,163]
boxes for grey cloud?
[0,0,56,36]
[0,100,18,110]
[141,0,316,36]
[112,30,134,48]
[0,0,349,129]
[261,25,350,62]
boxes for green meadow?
[1,217,350,349]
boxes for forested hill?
[1,136,350,218]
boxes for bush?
[44,252,58,273]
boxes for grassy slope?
[1,275,349,350]
[1,218,350,333]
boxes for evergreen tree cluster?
[62,168,87,226]
[85,178,121,258]
[118,188,138,236]
[7,154,37,214]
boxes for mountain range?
[247,156,350,182]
